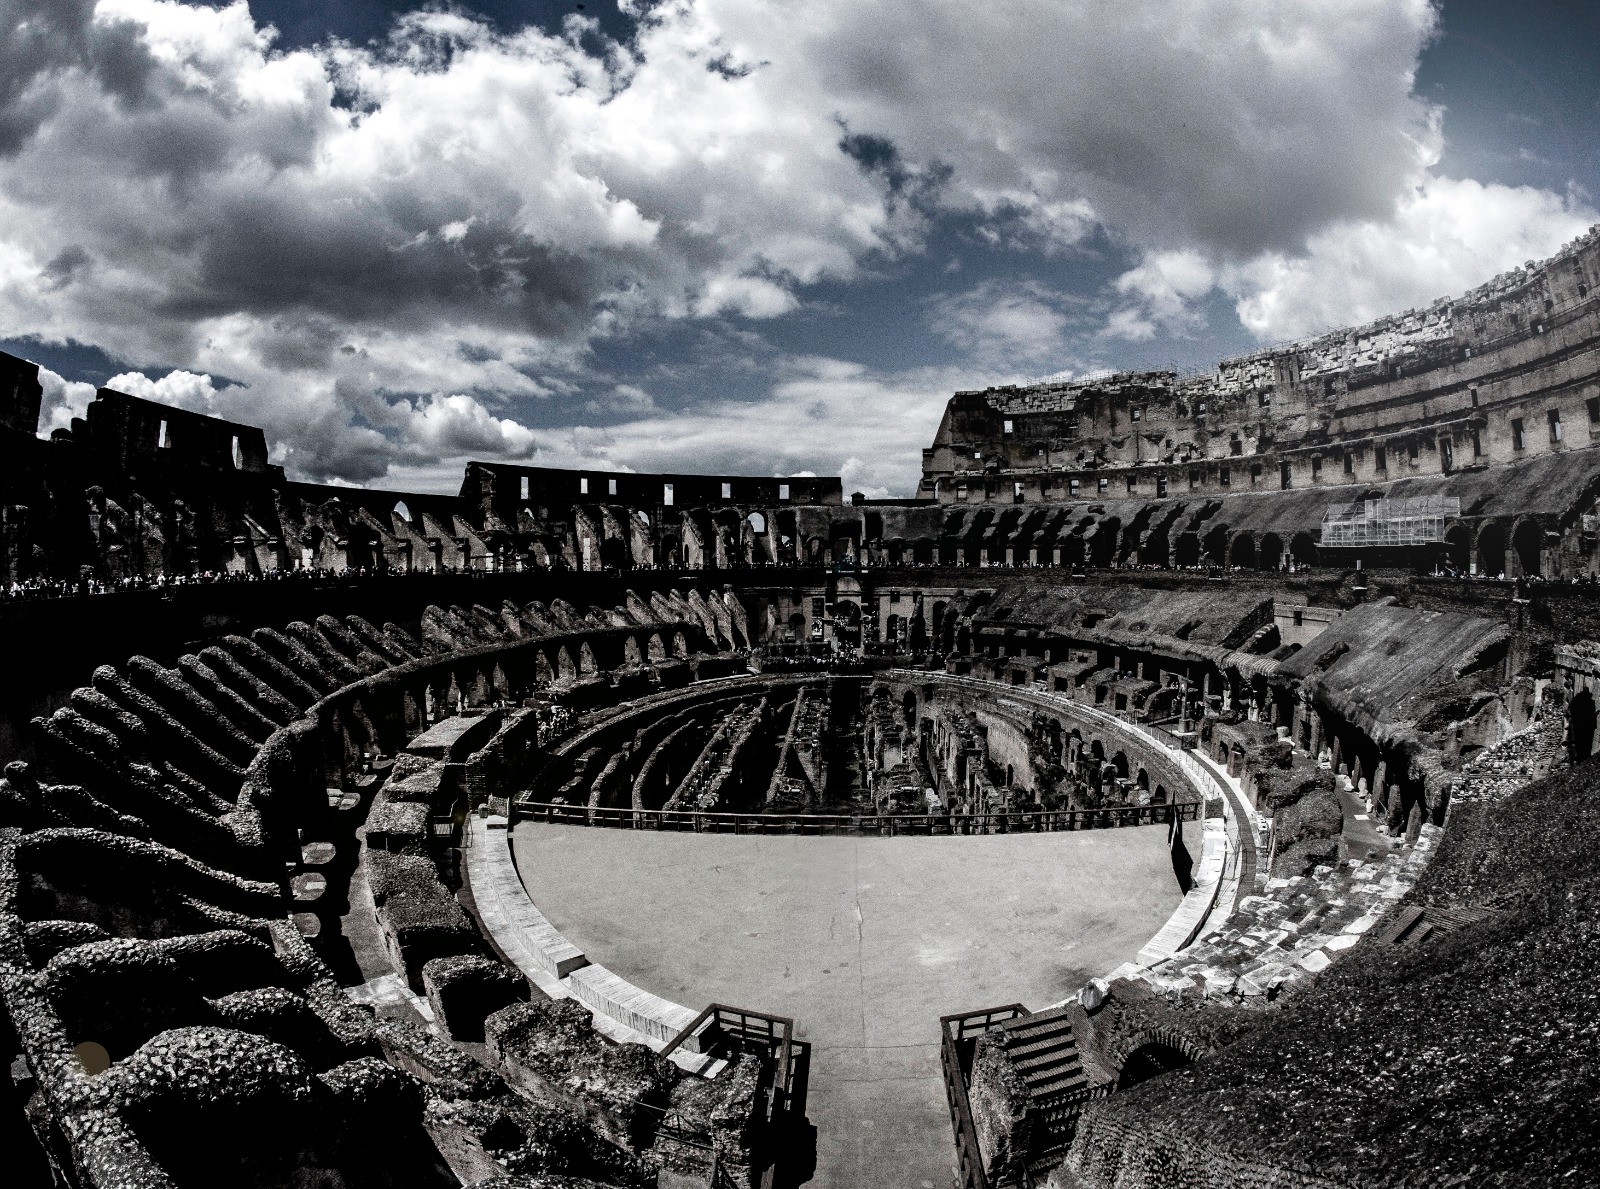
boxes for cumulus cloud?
[103,369,226,413]
[37,365,96,435]
[928,280,1083,369]
[584,383,656,416]
[1102,178,1597,349]
[0,0,1582,486]
[383,392,540,460]
[528,355,978,497]
[1223,177,1598,341]
[1104,250,1217,341]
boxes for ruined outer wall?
[923,225,1600,505]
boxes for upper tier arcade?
[922,225,1600,506]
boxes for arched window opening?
[1570,690,1597,764]
[1118,1042,1193,1090]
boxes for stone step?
[1029,1077,1090,1105]
[997,1007,1089,1103]
[999,1005,1074,1037]
[1007,1031,1076,1060]
[1013,1046,1082,1079]
[1377,904,1425,944]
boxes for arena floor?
[511,823,1182,1189]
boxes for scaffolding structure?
[1320,496,1461,548]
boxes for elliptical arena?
[4,230,1600,1189]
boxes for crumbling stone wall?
[0,589,757,1188]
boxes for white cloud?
[390,392,541,460]
[1104,250,1217,341]
[1100,177,1597,348]
[584,383,656,416]
[37,366,97,435]
[530,355,981,496]
[103,369,226,414]
[1223,176,1598,341]
[928,280,1081,368]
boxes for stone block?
[365,798,430,853]
[422,954,527,1042]
[484,999,676,1151]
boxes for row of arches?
[1443,517,1545,577]
[322,623,703,777]
[882,679,1182,816]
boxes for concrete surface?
[512,823,1181,1189]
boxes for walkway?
[511,823,1180,1189]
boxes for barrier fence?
[660,1003,807,1189]
[511,799,1198,834]
[941,1005,1031,1189]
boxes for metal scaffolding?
[1320,496,1461,548]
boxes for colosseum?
[4,228,1599,1189]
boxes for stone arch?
[1570,689,1597,764]
[1202,524,1229,566]
[536,650,555,684]
[343,698,374,765]
[1136,767,1149,790]
[1512,518,1542,577]
[1115,1038,1197,1090]
[1089,517,1120,567]
[672,631,689,658]
[557,646,577,681]
[1112,750,1129,779]
[492,663,510,700]
[1290,531,1318,569]
[647,632,667,661]
[1229,533,1255,568]
[1443,524,1470,572]
[1258,532,1283,571]
[1173,531,1200,568]
[1138,522,1170,566]
[624,636,643,666]
[1476,520,1507,578]
[579,641,598,676]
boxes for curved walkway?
[511,824,1180,1188]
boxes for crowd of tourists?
[0,566,497,603]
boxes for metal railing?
[941,1005,1031,1189]
[512,799,1197,834]
[661,1003,806,1189]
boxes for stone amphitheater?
[4,230,1600,1189]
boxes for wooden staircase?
[1378,903,1497,947]
[993,1007,1102,1177]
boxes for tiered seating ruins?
[3,229,1600,1189]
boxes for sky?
[2,0,1598,497]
